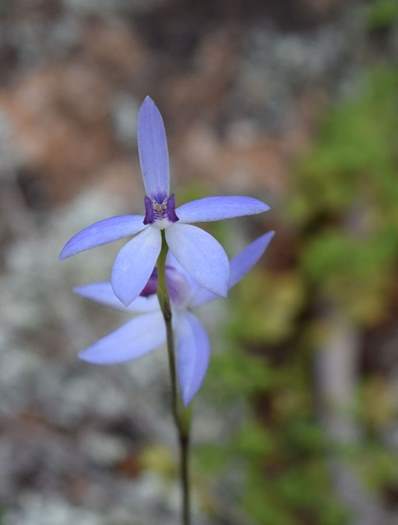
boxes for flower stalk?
[157,230,192,525]
[60,96,274,524]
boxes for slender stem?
[180,431,191,525]
[157,230,192,525]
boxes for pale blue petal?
[174,312,211,405]
[229,230,275,288]
[176,196,270,223]
[74,282,159,312]
[165,252,199,307]
[127,295,160,312]
[188,287,217,309]
[59,215,146,260]
[165,250,184,274]
[112,227,161,306]
[165,266,192,308]
[74,282,127,311]
[166,251,196,287]
[137,96,170,198]
[79,312,165,364]
[165,223,229,297]
[190,231,275,307]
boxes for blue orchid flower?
[60,97,270,306]
[73,232,274,405]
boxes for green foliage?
[352,443,398,491]
[302,228,396,321]
[198,66,398,524]
[358,376,396,431]
[208,346,275,403]
[199,295,348,524]
[366,0,398,29]
[229,269,305,343]
[291,68,398,323]
[291,69,398,219]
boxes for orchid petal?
[175,312,211,405]
[165,252,199,307]
[164,266,192,308]
[188,286,218,309]
[176,196,269,223]
[112,227,161,306]
[59,215,146,260]
[165,223,229,297]
[229,230,275,288]
[137,96,170,199]
[190,231,275,307]
[166,251,196,288]
[128,295,160,312]
[74,282,159,312]
[79,312,165,364]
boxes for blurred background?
[1,0,398,524]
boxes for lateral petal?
[190,231,275,307]
[79,312,165,364]
[59,215,146,260]
[112,227,161,306]
[174,312,211,405]
[137,96,170,199]
[165,223,229,297]
[74,282,159,312]
[176,195,270,223]
[229,231,275,288]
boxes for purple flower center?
[140,268,158,296]
[140,265,190,307]
[143,194,179,225]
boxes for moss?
[198,66,398,524]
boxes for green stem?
[157,230,192,525]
